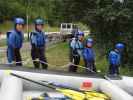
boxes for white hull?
[0,69,133,100]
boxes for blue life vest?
[6,31,14,63]
[83,48,95,62]
[70,38,84,49]
[30,31,45,47]
[70,38,84,56]
[8,30,23,48]
[108,50,121,65]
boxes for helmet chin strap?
[115,49,120,53]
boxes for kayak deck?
[0,64,103,78]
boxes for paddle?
[10,72,94,99]
[70,62,121,81]
[9,72,110,100]
[10,72,83,92]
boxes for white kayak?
[0,68,133,100]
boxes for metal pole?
[26,15,29,40]
[26,0,30,40]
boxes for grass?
[46,42,133,76]
[1,21,132,76]
[0,42,133,76]
[16,42,70,71]
[95,46,133,76]
[0,40,133,76]
[46,42,69,66]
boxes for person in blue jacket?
[69,27,79,63]
[83,38,96,73]
[7,31,14,64]
[30,18,48,69]
[7,17,24,66]
[69,30,84,72]
[108,43,125,75]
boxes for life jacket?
[30,31,45,47]
[7,30,23,48]
[108,50,121,65]
[83,48,95,62]
[70,38,84,56]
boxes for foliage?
[61,0,133,66]
[0,0,133,65]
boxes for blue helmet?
[14,18,24,25]
[34,18,45,25]
[78,31,84,36]
[87,38,93,43]
[115,43,125,50]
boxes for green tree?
[61,0,133,65]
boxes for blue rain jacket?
[8,30,23,48]
[30,31,46,47]
[108,50,121,65]
[83,48,95,62]
[7,30,23,63]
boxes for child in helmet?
[30,18,48,69]
[108,43,125,75]
[7,17,25,66]
[69,30,84,72]
[83,38,97,73]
